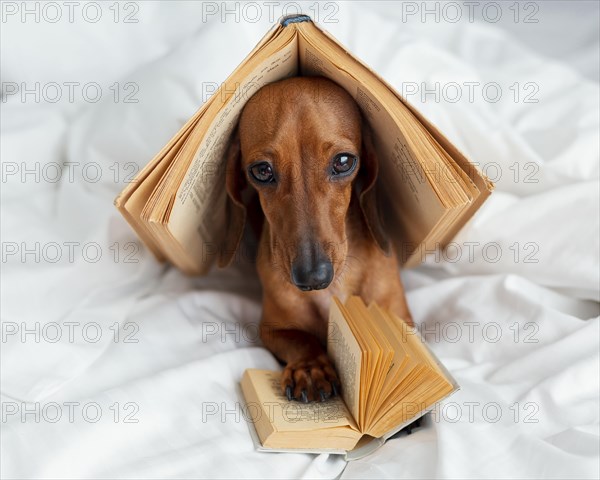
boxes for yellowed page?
[241,369,363,451]
[115,109,203,260]
[345,297,394,429]
[365,303,410,425]
[243,369,357,432]
[167,37,299,273]
[372,367,453,437]
[328,298,364,429]
[241,369,276,444]
[366,311,454,437]
[125,125,198,266]
[341,298,378,428]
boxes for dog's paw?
[281,353,341,403]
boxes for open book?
[114,15,493,275]
[239,296,458,459]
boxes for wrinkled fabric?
[1,3,598,479]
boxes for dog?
[219,76,413,403]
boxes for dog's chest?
[311,282,353,322]
[311,248,368,322]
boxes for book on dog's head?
[238,296,459,460]
[114,14,493,274]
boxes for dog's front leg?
[259,299,341,403]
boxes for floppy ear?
[357,123,391,256]
[218,129,247,268]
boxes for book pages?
[327,298,364,428]
[168,37,300,273]
[242,369,356,432]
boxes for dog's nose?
[291,260,333,291]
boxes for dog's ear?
[218,129,247,268]
[357,123,391,256]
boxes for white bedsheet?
[2,2,598,479]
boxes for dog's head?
[219,77,389,291]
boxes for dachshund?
[219,76,413,403]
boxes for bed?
[1,2,598,478]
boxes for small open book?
[115,15,493,274]
[239,296,458,459]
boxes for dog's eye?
[249,162,275,183]
[332,153,358,176]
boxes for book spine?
[280,14,312,26]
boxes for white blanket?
[2,2,598,478]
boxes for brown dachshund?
[219,77,413,403]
